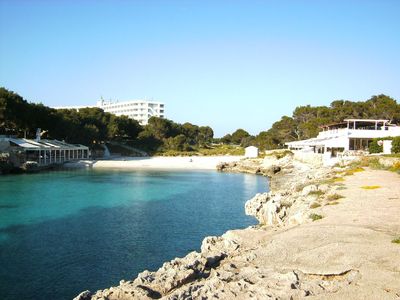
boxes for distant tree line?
[130,117,214,153]
[218,94,400,150]
[0,87,213,153]
[1,87,399,153]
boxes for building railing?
[318,127,400,138]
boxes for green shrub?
[389,162,400,173]
[321,177,345,185]
[308,190,325,197]
[368,139,383,153]
[343,167,365,176]
[392,137,400,154]
[327,193,344,201]
[309,213,323,221]
[310,202,321,209]
[392,237,400,244]
[326,201,339,205]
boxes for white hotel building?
[55,99,165,125]
[96,99,165,125]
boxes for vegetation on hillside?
[1,87,399,154]
[215,95,400,150]
[0,87,213,154]
[250,95,400,150]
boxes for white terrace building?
[286,119,400,156]
[0,136,89,167]
[97,99,165,125]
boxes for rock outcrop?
[75,155,400,300]
[216,152,293,177]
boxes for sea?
[0,169,268,300]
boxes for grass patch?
[157,145,246,156]
[336,186,347,190]
[198,145,245,156]
[333,177,345,182]
[326,201,340,206]
[309,213,323,221]
[308,190,325,197]
[392,237,400,244]
[343,167,365,176]
[384,153,400,158]
[389,162,400,173]
[321,177,345,185]
[327,193,344,201]
[264,150,293,159]
[348,157,384,169]
[360,185,381,190]
[310,202,321,209]
[343,156,400,174]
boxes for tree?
[165,134,190,151]
[136,130,163,152]
[231,129,250,145]
[241,136,256,147]
[365,95,400,123]
[220,134,232,144]
[253,131,278,150]
[107,115,142,140]
[146,117,178,140]
[198,126,214,145]
[181,122,199,145]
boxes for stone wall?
[292,151,323,167]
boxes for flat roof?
[320,119,391,128]
[99,99,164,106]
[344,119,389,123]
[320,122,347,128]
[2,137,88,150]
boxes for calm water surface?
[0,169,267,300]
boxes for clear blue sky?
[1,0,399,137]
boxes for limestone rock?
[73,291,92,300]
[245,193,283,226]
[74,159,400,300]
[301,184,318,196]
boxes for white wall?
[383,140,392,154]
[245,147,258,158]
[293,151,323,167]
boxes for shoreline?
[75,155,400,300]
[64,155,245,171]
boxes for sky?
[1,1,399,137]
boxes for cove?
[0,169,268,300]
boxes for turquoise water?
[0,169,267,300]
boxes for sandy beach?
[66,156,244,170]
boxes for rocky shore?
[75,153,400,300]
